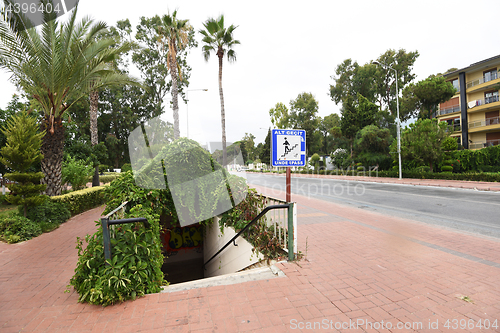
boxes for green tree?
[329,59,378,105]
[260,129,271,166]
[401,76,457,119]
[340,94,378,155]
[289,93,320,155]
[395,119,449,172]
[269,102,291,129]
[354,125,392,169]
[0,6,138,196]
[374,49,420,119]
[241,133,256,163]
[319,113,340,154]
[62,155,94,191]
[309,153,321,172]
[0,111,46,217]
[200,15,240,166]
[157,10,195,140]
[0,94,31,176]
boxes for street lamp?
[373,61,402,180]
[186,89,208,139]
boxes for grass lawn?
[0,203,18,218]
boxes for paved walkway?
[1,180,500,332]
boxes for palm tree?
[157,11,192,140]
[0,5,139,196]
[199,15,240,166]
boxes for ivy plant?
[69,204,165,306]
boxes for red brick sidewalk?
[1,185,499,332]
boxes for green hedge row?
[375,170,500,182]
[51,185,108,216]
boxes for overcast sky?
[1,0,499,145]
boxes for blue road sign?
[271,129,306,167]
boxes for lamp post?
[186,89,208,139]
[373,61,402,180]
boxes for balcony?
[468,116,500,129]
[470,139,500,149]
[437,105,460,116]
[466,72,498,89]
[467,95,500,113]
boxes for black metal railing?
[101,201,150,262]
[203,204,294,269]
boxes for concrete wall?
[204,217,264,278]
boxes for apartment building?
[437,55,500,149]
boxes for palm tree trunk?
[218,54,227,166]
[90,90,100,187]
[171,55,180,140]
[40,117,64,196]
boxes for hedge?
[376,170,500,182]
[99,174,120,184]
[51,185,108,216]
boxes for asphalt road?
[245,173,500,239]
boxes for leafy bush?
[62,156,94,191]
[441,165,453,172]
[69,204,165,306]
[478,165,500,173]
[121,163,132,173]
[99,164,111,173]
[218,188,287,260]
[22,198,71,231]
[414,166,431,173]
[51,186,107,216]
[377,170,500,182]
[99,174,120,184]
[0,215,42,243]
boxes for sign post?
[271,129,306,203]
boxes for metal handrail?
[101,201,150,262]
[203,204,293,269]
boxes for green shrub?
[0,215,42,243]
[51,186,107,216]
[69,204,165,306]
[99,174,120,184]
[23,198,71,226]
[62,156,94,191]
[99,164,111,173]
[478,165,500,173]
[121,163,132,173]
[441,165,453,172]
[414,166,431,173]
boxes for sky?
[1,0,499,146]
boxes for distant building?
[438,55,500,149]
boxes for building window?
[445,118,460,131]
[484,69,498,83]
[485,90,499,104]
[450,79,459,92]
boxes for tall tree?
[0,5,139,196]
[340,94,378,156]
[374,49,419,118]
[200,15,240,166]
[401,76,457,120]
[157,10,194,140]
[319,113,340,154]
[329,59,378,105]
[269,102,291,129]
[289,92,320,155]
